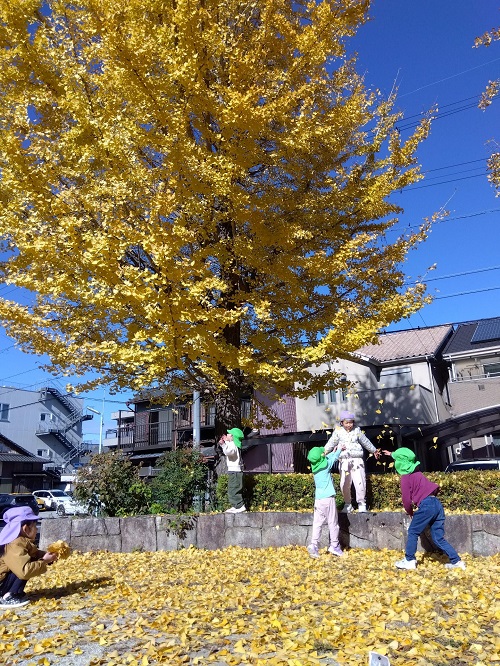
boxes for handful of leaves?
[47,540,71,560]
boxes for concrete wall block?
[197,514,225,550]
[70,517,121,537]
[262,512,300,527]
[121,516,157,553]
[442,515,472,555]
[370,512,406,551]
[71,534,122,553]
[225,527,262,548]
[155,515,198,550]
[263,525,309,548]
[39,517,72,549]
[228,512,263,528]
[471,513,500,556]
[340,514,375,550]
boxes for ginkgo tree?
[0,0,432,434]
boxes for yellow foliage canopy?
[0,0,431,410]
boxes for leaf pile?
[46,540,71,560]
[1,547,499,665]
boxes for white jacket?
[324,427,376,460]
[220,440,243,472]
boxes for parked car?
[445,458,500,472]
[0,493,40,519]
[32,489,87,516]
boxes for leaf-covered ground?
[2,547,499,666]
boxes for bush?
[74,451,152,517]
[151,447,209,513]
[216,470,500,512]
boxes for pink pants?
[340,458,366,505]
[311,496,340,549]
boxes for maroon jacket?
[400,471,439,516]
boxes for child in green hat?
[382,447,465,570]
[219,428,246,513]
[306,444,344,558]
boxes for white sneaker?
[232,506,247,513]
[225,507,237,513]
[307,544,320,559]
[341,504,353,513]
[357,503,367,513]
[444,560,466,570]
[395,558,417,570]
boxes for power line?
[434,285,500,300]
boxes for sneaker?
[307,544,320,559]
[328,546,345,557]
[395,558,417,570]
[232,506,247,513]
[0,594,30,608]
[341,504,353,514]
[357,503,368,513]
[444,560,466,570]
[225,507,237,513]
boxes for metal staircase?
[36,386,94,452]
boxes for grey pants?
[227,472,244,509]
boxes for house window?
[483,362,500,377]
[0,403,9,421]
[316,391,326,405]
[379,367,413,388]
[328,389,337,403]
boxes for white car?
[32,490,87,516]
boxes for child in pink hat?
[324,411,381,513]
[0,506,58,608]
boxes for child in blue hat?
[306,444,344,558]
[383,447,465,570]
[0,506,58,607]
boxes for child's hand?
[381,449,392,456]
[43,552,58,563]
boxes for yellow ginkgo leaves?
[46,540,71,560]
[0,546,499,665]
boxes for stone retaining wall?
[39,511,500,556]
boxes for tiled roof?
[0,453,45,463]
[356,325,454,363]
[442,318,500,355]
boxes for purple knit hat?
[0,506,38,546]
[339,410,355,421]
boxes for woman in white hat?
[0,506,58,608]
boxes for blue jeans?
[405,495,460,564]
[0,571,27,597]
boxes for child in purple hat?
[0,506,58,608]
[324,411,381,513]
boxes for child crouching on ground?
[0,506,58,608]
[382,447,465,571]
[306,445,344,559]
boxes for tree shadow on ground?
[29,576,114,600]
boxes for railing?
[451,372,500,382]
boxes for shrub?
[216,470,500,512]
[74,451,152,517]
[151,447,209,513]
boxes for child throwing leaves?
[324,411,381,513]
[306,445,344,559]
[219,427,246,513]
[0,506,58,608]
[383,447,465,570]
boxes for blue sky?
[0,0,499,441]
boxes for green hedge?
[215,470,500,513]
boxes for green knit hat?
[307,446,328,474]
[227,427,244,449]
[392,447,420,475]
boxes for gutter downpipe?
[426,355,440,423]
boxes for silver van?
[444,458,500,472]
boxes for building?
[0,384,93,472]
[102,320,500,475]
[0,432,55,493]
